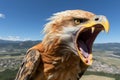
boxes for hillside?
[0,39,120,51]
[93,43,120,56]
[0,40,120,56]
[0,40,41,56]
[0,39,40,49]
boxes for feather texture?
[15,10,101,80]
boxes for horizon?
[0,0,120,43]
[0,39,120,44]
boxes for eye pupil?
[76,20,80,22]
[74,19,80,24]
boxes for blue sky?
[0,0,120,43]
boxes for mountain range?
[0,39,40,49]
[0,39,120,55]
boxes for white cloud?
[0,13,5,19]
[0,36,31,41]
[7,36,20,41]
[22,38,31,41]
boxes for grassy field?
[0,69,120,80]
[0,69,18,80]
[84,71,120,80]
[81,75,115,80]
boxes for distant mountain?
[18,40,41,48]
[94,43,120,51]
[0,40,41,49]
[93,43,120,56]
[0,39,120,50]
[0,40,120,55]
[0,39,21,44]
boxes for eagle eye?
[74,18,88,25]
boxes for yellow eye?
[74,19,80,25]
[74,18,88,25]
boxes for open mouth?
[75,24,104,65]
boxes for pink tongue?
[78,40,89,58]
[80,48,89,58]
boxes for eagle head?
[43,10,109,66]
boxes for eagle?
[15,10,109,80]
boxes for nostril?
[95,17,99,21]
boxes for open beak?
[75,15,110,66]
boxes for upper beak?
[81,15,110,32]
